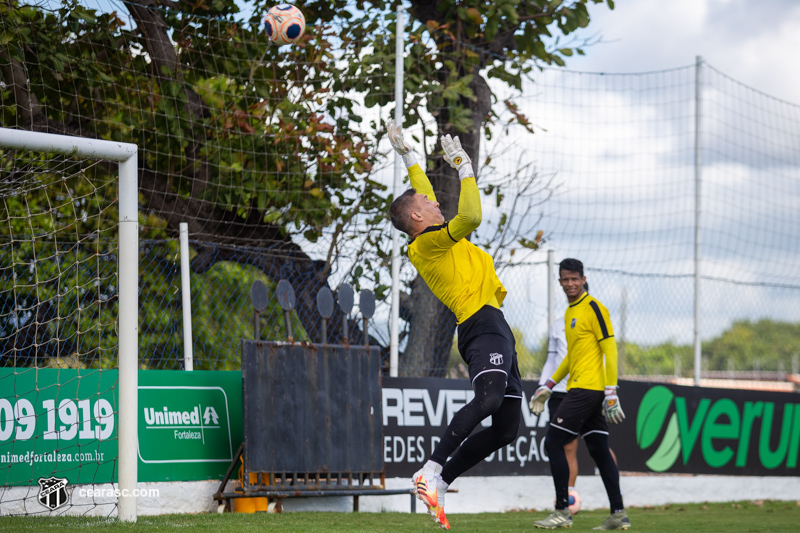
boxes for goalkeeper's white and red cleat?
[413,472,450,529]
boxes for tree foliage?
[0,0,614,373]
[617,319,800,377]
[1,0,392,369]
[704,319,800,373]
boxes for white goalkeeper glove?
[387,119,417,167]
[603,385,625,424]
[529,379,555,416]
[440,134,474,180]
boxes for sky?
[567,0,800,103]
[475,0,800,348]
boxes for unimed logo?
[636,386,800,472]
[138,386,233,464]
[143,405,220,441]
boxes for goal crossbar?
[0,128,139,522]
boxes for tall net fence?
[492,63,800,380]
[1,0,397,365]
[1,0,799,386]
[137,239,383,371]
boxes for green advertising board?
[631,383,800,474]
[4,371,798,488]
[0,369,243,485]
[137,370,243,482]
[0,368,119,486]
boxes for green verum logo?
[636,386,800,472]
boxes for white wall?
[4,475,797,517]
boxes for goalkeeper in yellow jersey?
[387,121,522,530]
[529,258,629,530]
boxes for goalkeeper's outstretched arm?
[387,122,480,241]
[441,134,480,240]
[387,119,436,201]
[408,164,436,202]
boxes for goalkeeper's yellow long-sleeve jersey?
[551,292,619,391]
[406,164,506,324]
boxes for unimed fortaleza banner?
[0,369,243,486]
[137,370,243,482]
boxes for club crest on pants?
[38,476,69,510]
[489,352,504,365]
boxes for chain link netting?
[138,239,384,370]
[494,263,800,383]
[2,2,798,382]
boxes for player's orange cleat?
[413,472,450,529]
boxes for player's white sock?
[422,460,442,477]
[436,476,449,507]
[413,460,442,495]
[569,486,575,491]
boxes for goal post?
[0,128,139,522]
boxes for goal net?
[0,129,138,519]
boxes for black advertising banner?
[613,381,800,476]
[382,378,800,477]
[382,377,595,478]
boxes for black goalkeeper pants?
[429,372,521,484]
[546,425,624,513]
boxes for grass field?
[0,501,798,532]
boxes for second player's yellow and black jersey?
[406,164,506,324]
[551,292,619,391]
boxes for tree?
[704,319,800,373]
[620,341,692,378]
[0,0,613,373]
[0,0,389,367]
[605,319,800,378]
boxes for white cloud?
[480,3,800,348]
[571,0,800,103]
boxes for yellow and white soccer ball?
[263,4,306,46]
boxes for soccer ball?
[555,489,582,515]
[264,4,306,46]
[568,489,582,515]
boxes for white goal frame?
[0,128,139,522]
